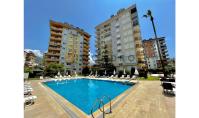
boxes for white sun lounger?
[120,75,125,79]
[24,89,33,96]
[24,96,37,106]
[125,75,130,79]
[109,75,114,78]
[113,75,118,79]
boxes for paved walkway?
[106,81,175,118]
[24,80,70,118]
[24,80,175,118]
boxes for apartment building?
[45,20,90,74]
[142,37,169,69]
[95,4,145,72]
[24,51,37,67]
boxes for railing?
[91,95,112,118]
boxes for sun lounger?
[40,76,44,80]
[125,75,130,79]
[24,96,37,106]
[24,84,31,87]
[120,75,125,79]
[24,88,33,91]
[24,89,33,96]
[162,82,175,95]
[109,75,114,78]
[24,82,31,85]
[131,75,137,80]
[24,85,32,88]
[113,75,118,79]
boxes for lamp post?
[143,10,166,77]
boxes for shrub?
[82,67,90,76]
[44,63,64,77]
[138,69,148,78]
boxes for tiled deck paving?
[24,80,175,118]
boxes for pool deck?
[24,79,175,118]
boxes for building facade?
[95,4,145,72]
[45,20,90,74]
[142,37,169,69]
[24,51,37,67]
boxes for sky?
[24,0,175,58]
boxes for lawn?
[138,76,160,80]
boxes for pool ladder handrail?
[90,95,112,118]
[91,98,105,118]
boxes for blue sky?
[25,0,175,58]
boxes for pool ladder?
[91,96,112,118]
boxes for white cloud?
[89,51,95,66]
[24,49,43,58]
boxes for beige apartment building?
[45,20,90,74]
[95,4,146,72]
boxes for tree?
[44,63,64,77]
[82,66,90,76]
[24,67,33,74]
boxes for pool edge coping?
[39,78,139,117]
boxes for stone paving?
[24,80,69,118]
[24,80,175,118]
[105,81,175,118]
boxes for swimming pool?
[44,78,133,115]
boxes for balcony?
[133,30,140,34]
[116,34,121,39]
[49,42,61,46]
[84,45,89,49]
[51,31,62,36]
[46,52,60,56]
[82,52,89,56]
[45,58,59,62]
[83,48,89,53]
[84,36,90,41]
[135,40,141,45]
[117,46,122,50]
[135,44,142,48]
[48,47,61,51]
[51,26,62,32]
[117,40,121,45]
[50,37,62,41]
[161,49,168,53]
[117,52,122,57]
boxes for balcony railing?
[46,52,60,56]
[50,37,62,41]
[49,42,61,46]
[51,26,62,32]
[84,36,90,41]
[84,45,89,49]
[51,31,62,36]
[117,40,121,45]
[117,46,121,50]
[82,52,89,56]
[45,58,59,62]
[48,47,61,51]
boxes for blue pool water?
[44,78,133,115]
